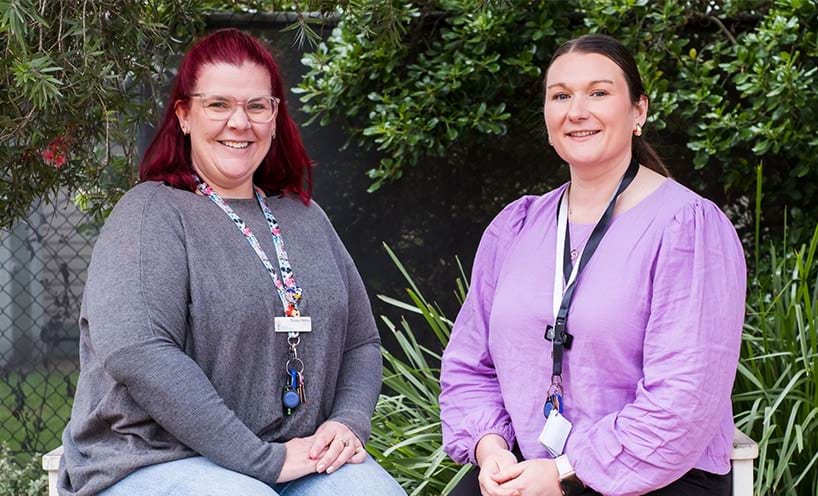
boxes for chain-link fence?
[0,191,98,455]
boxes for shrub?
[367,245,471,495]
[0,444,47,496]
[734,222,818,495]
[297,0,818,242]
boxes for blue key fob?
[543,398,554,418]
[282,367,301,410]
[283,388,300,409]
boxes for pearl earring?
[634,124,643,137]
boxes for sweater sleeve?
[439,196,535,465]
[325,220,382,444]
[568,199,746,495]
[85,186,286,485]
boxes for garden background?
[1,1,817,495]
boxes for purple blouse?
[439,180,746,495]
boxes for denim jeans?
[98,455,407,496]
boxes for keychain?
[539,376,572,456]
[282,367,300,416]
[543,390,563,418]
[283,335,306,416]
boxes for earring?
[634,124,643,137]
[181,126,190,135]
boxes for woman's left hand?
[309,420,367,474]
[492,459,562,496]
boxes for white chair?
[42,427,760,496]
[731,428,759,496]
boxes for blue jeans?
[98,455,406,496]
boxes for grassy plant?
[367,244,472,495]
[734,222,818,496]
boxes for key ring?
[548,374,564,396]
[286,357,304,374]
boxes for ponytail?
[633,136,670,177]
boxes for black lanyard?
[547,157,640,378]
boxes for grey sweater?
[58,182,382,496]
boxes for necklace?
[566,203,594,262]
[568,222,594,262]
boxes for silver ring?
[354,446,361,454]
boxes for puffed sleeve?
[439,196,535,465]
[569,199,746,495]
[85,186,287,485]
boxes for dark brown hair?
[546,34,669,176]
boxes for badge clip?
[544,324,574,349]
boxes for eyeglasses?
[189,93,280,123]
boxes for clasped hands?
[277,420,367,483]
[476,434,562,496]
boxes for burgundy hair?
[140,28,313,202]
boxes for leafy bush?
[0,0,207,228]
[368,245,471,495]
[0,444,47,496]
[734,223,818,496]
[297,0,818,240]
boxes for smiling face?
[175,62,275,198]
[544,52,647,172]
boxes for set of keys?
[282,366,306,415]
[282,334,306,416]
[538,377,572,456]
[543,388,564,418]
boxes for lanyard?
[549,157,639,379]
[195,176,302,318]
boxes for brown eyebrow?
[546,79,615,90]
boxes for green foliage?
[734,223,818,495]
[296,0,560,191]
[368,244,471,495]
[0,444,47,496]
[0,0,208,228]
[297,0,818,237]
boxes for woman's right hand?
[276,436,319,483]
[475,434,521,496]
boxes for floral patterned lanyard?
[196,175,311,416]
[194,176,302,317]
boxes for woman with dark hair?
[58,29,405,496]
[440,34,745,496]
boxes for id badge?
[274,316,312,333]
[538,410,573,457]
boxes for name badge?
[538,410,573,457]
[274,316,312,334]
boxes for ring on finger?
[342,438,350,447]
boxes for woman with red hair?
[58,29,404,496]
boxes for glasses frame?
[188,93,281,124]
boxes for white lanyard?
[551,180,624,320]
